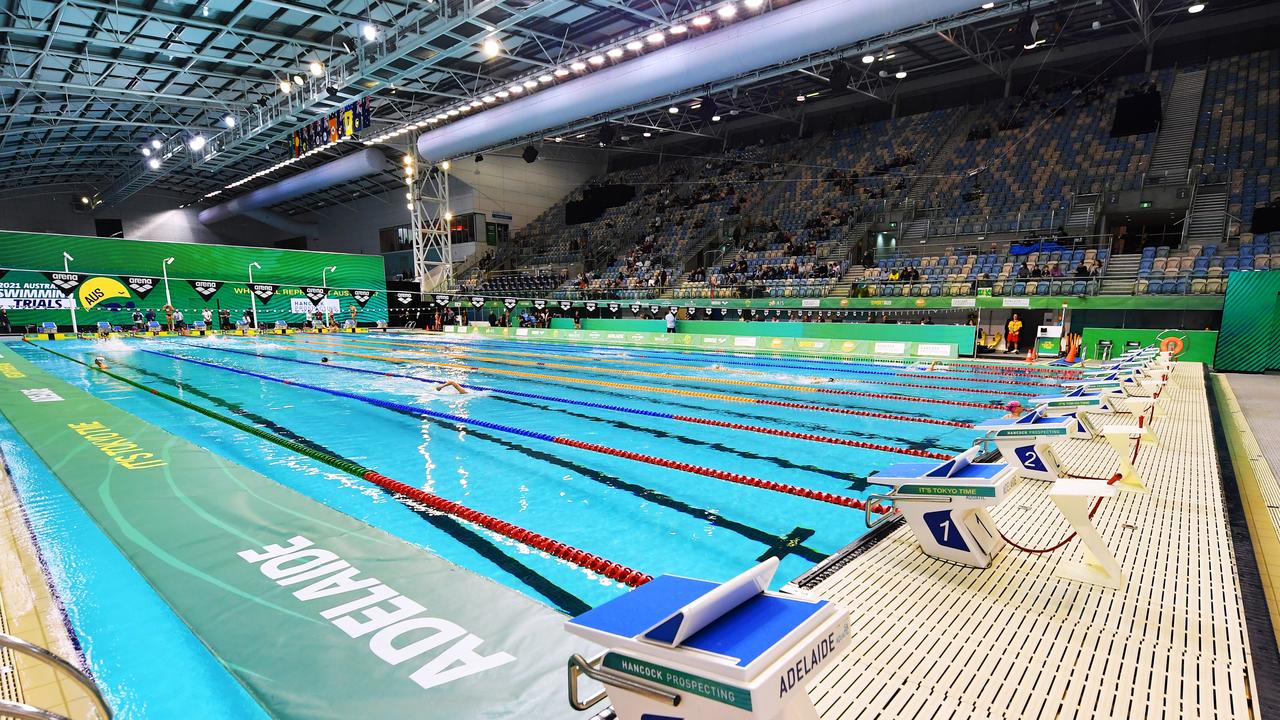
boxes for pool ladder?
[0,632,113,720]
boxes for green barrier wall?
[545,318,976,355]
[1215,270,1280,372]
[0,231,387,326]
[0,344,587,719]
[449,324,964,359]
[1079,328,1219,365]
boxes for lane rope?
[273,338,977,429]
[290,336,1022,407]
[190,342,954,460]
[140,347,892,514]
[27,340,653,587]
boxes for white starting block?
[872,447,1127,588]
[871,447,1012,568]
[565,558,848,720]
[976,407,1149,493]
[1025,387,1123,438]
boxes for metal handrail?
[0,633,113,719]
[0,700,71,720]
[567,653,680,711]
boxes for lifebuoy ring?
[1159,336,1185,356]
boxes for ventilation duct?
[199,148,393,225]
[417,0,976,161]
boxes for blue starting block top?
[872,448,1011,497]
[1030,386,1101,403]
[976,409,1075,432]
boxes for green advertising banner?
[0,345,590,719]
[447,324,962,359]
[0,231,387,327]
[1079,327,1219,365]
[1215,270,1280,372]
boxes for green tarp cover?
[0,345,592,719]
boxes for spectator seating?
[856,246,1107,297]
[1135,235,1276,294]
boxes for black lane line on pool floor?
[257,341,970,451]
[150,347,834,566]
[111,358,592,616]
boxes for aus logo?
[1014,444,1048,473]
[77,276,130,310]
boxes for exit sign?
[1139,200,1153,208]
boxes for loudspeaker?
[522,145,538,163]
[829,63,852,93]
[697,97,719,125]
[598,125,616,145]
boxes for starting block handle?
[567,653,680,711]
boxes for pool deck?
[800,361,1274,719]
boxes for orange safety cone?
[1064,335,1079,364]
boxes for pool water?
[3,333,1062,717]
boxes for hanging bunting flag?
[302,286,329,305]
[668,306,678,315]
[703,307,714,316]
[250,284,277,304]
[350,290,376,308]
[584,301,597,312]
[607,302,620,313]
[0,269,7,283]
[434,294,451,306]
[395,292,415,305]
[629,304,641,315]
[560,301,572,311]
[42,272,82,296]
[533,299,546,310]
[503,298,517,309]
[124,276,158,299]
[650,305,660,315]
[685,306,697,316]
[188,279,222,301]
[470,296,486,308]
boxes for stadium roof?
[1,0,1275,215]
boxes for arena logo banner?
[630,304,641,315]
[704,307,714,316]
[41,272,82,296]
[350,290,377,308]
[559,301,572,311]
[533,299,546,310]
[124,276,158,300]
[434,294,451,306]
[668,306,677,315]
[188,279,222,301]
[470,296,486,309]
[503,298,517,310]
[0,269,6,283]
[395,292,415,305]
[302,286,329,305]
[607,302,620,314]
[685,306,696,316]
[77,277,130,310]
[250,283,277,304]
[585,301,597,312]
[650,305,660,315]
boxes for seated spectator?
[1074,262,1090,277]
[1049,263,1063,278]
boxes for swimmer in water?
[93,356,109,370]
[436,380,468,394]
[321,357,330,364]
[1002,400,1023,418]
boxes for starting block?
[872,447,1012,568]
[565,558,848,720]
[1095,418,1159,492]
[978,406,1151,493]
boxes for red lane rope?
[361,471,652,586]
[673,415,952,460]
[552,437,892,514]
[756,399,976,429]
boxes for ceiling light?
[523,79,537,88]
[309,61,324,76]
[496,90,510,98]
[150,138,162,149]
[668,106,679,113]
[80,196,90,204]
[647,32,665,44]
[148,158,161,170]
[717,4,737,18]
[575,134,585,138]
[510,84,524,93]
[441,161,450,170]
[1187,2,1204,11]
[292,74,304,86]
[692,15,712,26]
[469,100,482,107]
[447,109,459,116]
[745,0,764,7]
[482,37,501,57]
[435,113,447,120]
[554,67,569,77]
[607,48,624,58]
[223,114,236,128]
[538,74,553,83]
[188,134,206,151]
[280,79,292,93]
[141,147,151,157]
[554,137,563,142]
[626,40,643,51]
[795,94,805,102]
[482,95,496,103]
[711,114,721,122]
[362,24,377,42]
[981,1,995,7]
[571,61,587,71]
[895,70,908,79]
[670,24,688,33]
[588,55,605,65]
[642,131,652,137]
[862,54,875,63]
